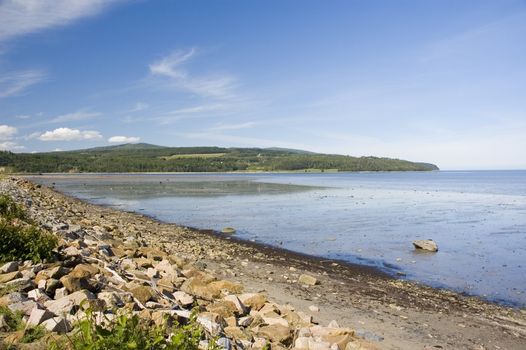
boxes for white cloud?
[0,0,124,42]
[0,124,17,140]
[0,70,46,98]
[0,141,24,151]
[15,114,31,119]
[108,135,140,143]
[38,127,102,141]
[50,110,101,123]
[149,49,237,99]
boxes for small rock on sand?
[221,227,236,234]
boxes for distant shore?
[4,176,526,349]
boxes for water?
[28,171,526,306]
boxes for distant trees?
[0,145,439,173]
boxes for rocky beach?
[1,176,525,349]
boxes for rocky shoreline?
[1,176,526,349]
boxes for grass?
[50,307,214,350]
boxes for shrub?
[0,194,57,264]
[51,308,212,350]
[0,222,58,264]
[0,195,26,221]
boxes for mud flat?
[3,176,526,349]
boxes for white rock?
[238,315,253,327]
[173,291,194,307]
[328,320,340,328]
[41,316,72,333]
[54,287,69,300]
[27,289,51,302]
[295,336,311,349]
[44,290,95,316]
[8,300,37,316]
[308,338,331,350]
[26,307,55,327]
[262,316,289,327]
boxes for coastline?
[4,176,526,349]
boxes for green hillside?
[0,144,439,173]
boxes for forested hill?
[0,143,439,173]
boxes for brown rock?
[59,275,99,293]
[239,293,267,311]
[257,324,292,345]
[69,264,100,279]
[298,274,319,286]
[130,285,156,304]
[0,270,22,283]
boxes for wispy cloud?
[149,49,237,99]
[0,70,46,98]
[0,0,124,42]
[129,102,149,112]
[108,135,140,143]
[38,127,102,141]
[0,141,24,151]
[50,110,101,123]
[209,121,257,131]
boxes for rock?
[322,334,353,350]
[0,261,20,274]
[27,288,51,303]
[217,337,233,350]
[173,291,194,307]
[130,285,155,304]
[8,300,37,316]
[0,314,9,331]
[197,312,226,336]
[221,227,236,234]
[97,291,124,308]
[45,278,61,295]
[308,338,332,350]
[41,316,72,333]
[54,287,68,299]
[60,275,99,293]
[262,316,289,327]
[35,266,71,284]
[257,324,292,345]
[295,336,311,349]
[0,292,28,306]
[298,274,319,286]
[63,246,81,257]
[223,295,247,315]
[309,305,320,312]
[238,293,267,310]
[26,307,55,327]
[44,290,96,316]
[0,270,22,283]
[413,239,438,252]
[238,315,253,327]
[6,277,34,291]
[69,264,100,279]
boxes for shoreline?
[4,176,526,349]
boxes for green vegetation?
[0,143,439,173]
[0,306,46,343]
[51,308,211,350]
[0,195,57,264]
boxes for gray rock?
[0,261,20,274]
[8,300,38,316]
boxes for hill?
[0,144,439,173]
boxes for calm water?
[28,171,526,306]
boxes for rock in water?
[221,227,236,234]
[413,239,438,252]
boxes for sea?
[27,170,526,307]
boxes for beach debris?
[221,227,236,234]
[299,273,320,285]
[412,239,438,252]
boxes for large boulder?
[413,239,438,252]
[44,290,96,316]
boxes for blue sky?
[0,0,525,169]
